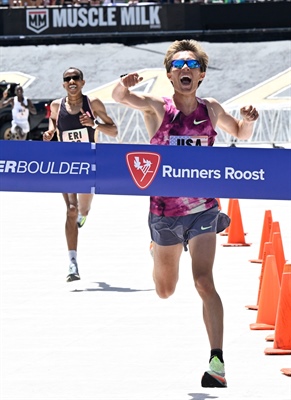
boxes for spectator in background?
[26,0,44,6]
[0,85,37,140]
[76,0,90,6]
[90,0,102,5]
[62,0,75,5]
[9,0,22,6]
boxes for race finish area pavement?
[0,192,290,400]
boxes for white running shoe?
[66,258,80,282]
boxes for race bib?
[169,135,208,146]
[62,127,89,142]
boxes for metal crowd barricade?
[97,103,291,146]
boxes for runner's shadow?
[71,281,154,293]
[188,394,218,400]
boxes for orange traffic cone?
[265,263,291,355]
[272,231,286,283]
[246,241,274,310]
[269,221,281,242]
[220,199,233,236]
[249,210,273,263]
[250,255,280,330]
[263,231,286,327]
[222,199,251,247]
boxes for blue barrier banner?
[0,141,96,193]
[96,143,291,200]
[0,141,290,200]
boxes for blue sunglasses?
[171,59,201,69]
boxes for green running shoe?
[201,356,227,388]
[77,214,87,228]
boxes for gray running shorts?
[148,206,220,251]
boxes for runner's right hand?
[43,130,55,141]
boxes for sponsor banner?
[0,141,96,193]
[96,143,291,200]
[0,141,290,200]
[1,5,163,36]
[23,5,161,35]
[1,3,290,41]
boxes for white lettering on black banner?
[120,6,161,28]
[52,7,117,28]
[26,6,161,33]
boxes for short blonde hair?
[164,39,209,73]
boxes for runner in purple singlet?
[112,40,259,387]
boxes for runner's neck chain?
[66,96,83,106]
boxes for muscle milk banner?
[1,3,290,43]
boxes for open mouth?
[180,76,192,85]
[69,84,77,89]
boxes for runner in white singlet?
[0,85,37,139]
